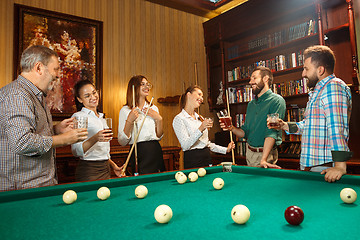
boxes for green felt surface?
[1,166,360,240]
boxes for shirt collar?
[17,75,44,99]
[314,74,335,91]
[255,89,272,103]
[308,74,335,98]
[81,107,104,118]
[181,109,199,120]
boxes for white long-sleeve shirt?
[71,108,110,160]
[118,102,162,146]
[172,109,227,154]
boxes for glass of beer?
[217,109,232,129]
[102,118,113,142]
[267,113,280,127]
[104,118,112,131]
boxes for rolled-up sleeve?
[118,107,131,146]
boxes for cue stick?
[194,62,200,115]
[132,85,139,176]
[121,97,154,176]
[225,89,235,165]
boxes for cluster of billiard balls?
[62,171,358,226]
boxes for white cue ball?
[213,178,224,190]
[135,185,148,199]
[154,204,173,224]
[340,188,357,204]
[97,186,111,200]
[188,172,198,182]
[175,171,185,181]
[177,174,187,184]
[197,168,206,177]
[231,205,250,224]
[63,190,77,204]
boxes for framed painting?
[14,4,103,120]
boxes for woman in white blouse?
[71,80,123,181]
[118,75,165,174]
[173,85,234,169]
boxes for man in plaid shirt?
[0,45,88,191]
[269,45,352,182]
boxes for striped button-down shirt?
[0,75,55,191]
[293,74,352,167]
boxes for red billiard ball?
[284,206,304,225]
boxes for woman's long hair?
[125,75,150,108]
[74,80,96,111]
[179,85,202,110]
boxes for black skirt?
[129,140,165,175]
[184,148,211,169]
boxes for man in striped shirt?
[269,45,352,182]
[0,45,88,191]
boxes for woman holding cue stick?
[118,75,165,175]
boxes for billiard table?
[1,166,359,239]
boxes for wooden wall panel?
[0,0,214,150]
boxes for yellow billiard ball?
[231,205,250,224]
[97,186,111,200]
[63,190,77,204]
[135,185,148,199]
[340,188,357,204]
[154,204,173,223]
[213,178,224,190]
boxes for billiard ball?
[340,188,357,204]
[231,204,250,224]
[197,168,206,177]
[135,185,148,199]
[97,186,111,200]
[63,190,77,204]
[213,178,224,190]
[284,206,304,225]
[188,172,198,182]
[175,171,185,181]
[177,174,187,184]
[154,204,173,223]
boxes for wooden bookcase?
[203,0,359,162]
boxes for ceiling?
[145,0,248,19]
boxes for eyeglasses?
[140,82,152,89]
[83,90,99,99]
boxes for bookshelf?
[203,0,359,162]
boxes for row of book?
[271,78,309,97]
[227,51,304,82]
[227,86,254,104]
[247,19,317,53]
[278,142,301,158]
[282,105,306,142]
[228,80,308,104]
[235,141,247,157]
[234,113,246,128]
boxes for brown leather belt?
[247,145,263,152]
[303,162,333,171]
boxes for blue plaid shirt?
[291,74,352,167]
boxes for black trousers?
[184,148,211,169]
[129,140,165,175]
